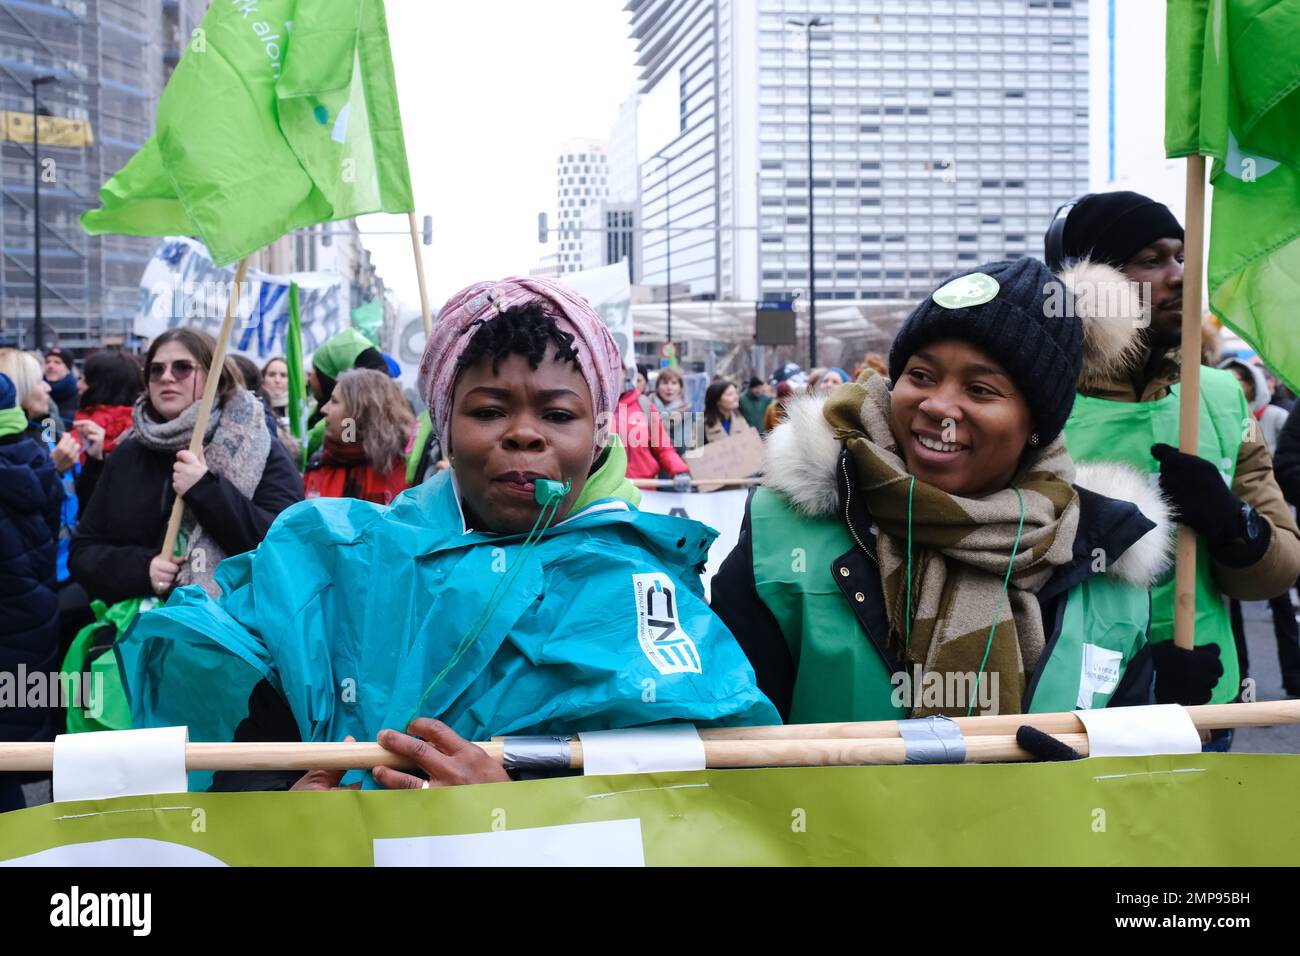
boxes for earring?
[1028,433,1040,447]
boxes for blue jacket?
[28,420,78,584]
[118,467,778,757]
[0,432,63,744]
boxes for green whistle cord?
[408,490,566,725]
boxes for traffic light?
[537,212,548,244]
[422,215,432,246]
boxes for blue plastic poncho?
[117,467,778,758]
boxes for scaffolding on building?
[0,0,210,352]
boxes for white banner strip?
[52,727,189,803]
[578,725,706,776]
[1076,704,1203,757]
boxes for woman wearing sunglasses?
[70,329,303,604]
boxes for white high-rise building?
[608,94,643,206]
[574,93,644,282]
[628,0,1092,307]
[555,139,611,275]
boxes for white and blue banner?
[134,236,349,362]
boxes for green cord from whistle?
[409,490,565,723]
[967,486,1026,717]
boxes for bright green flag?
[1165,0,1300,392]
[285,282,308,452]
[82,0,413,265]
[351,298,383,347]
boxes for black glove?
[1150,443,1239,543]
[1151,641,1223,705]
[1016,725,1083,761]
[1151,443,1270,565]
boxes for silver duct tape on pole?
[896,716,966,764]
[500,735,573,773]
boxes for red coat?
[74,404,135,466]
[304,458,408,505]
[614,390,689,480]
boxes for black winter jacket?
[1273,403,1300,507]
[69,434,304,604]
[0,432,63,744]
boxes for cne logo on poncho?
[632,573,702,675]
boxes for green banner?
[1,755,1296,865]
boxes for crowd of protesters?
[4,188,1300,808]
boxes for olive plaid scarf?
[824,373,1080,715]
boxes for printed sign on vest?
[632,572,702,675]
[1075,643,1124,709]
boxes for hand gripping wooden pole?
[1173,153,1208,649]
[159,256,251,562]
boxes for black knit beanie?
[887,257,1081,446]
[1055,191,1184,267]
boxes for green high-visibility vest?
[1064,367,1248,704]
[749,486,1150,722]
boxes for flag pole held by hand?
[159,256,251,562]
[1,701,1295,773]
[1173,154,1207,650]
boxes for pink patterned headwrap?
[418,276,625,455]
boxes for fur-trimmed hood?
[1218,357,1272,413]
[763,394,1172,588]
[1055,258,1148,391]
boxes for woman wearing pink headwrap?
[416,276,629,533]
[120,276,777,795]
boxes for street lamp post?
[788,17,829,369]
[31,74,58,353]
[659,152,673,347]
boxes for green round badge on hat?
[932,272,1000,310]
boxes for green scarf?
[824,373,1080,716]
[0,406,27,438]
[573,434,641,510]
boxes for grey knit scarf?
[129,388,271,596]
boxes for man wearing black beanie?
[1048,191,1300,738]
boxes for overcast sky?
[359,0,638,314]
[361,0,1185,315]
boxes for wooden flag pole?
[4,701,1295,773]
[631,477,763,489]
[408,211,432,337]
[1173,154,1208,650]
[0,732,1201,772]
[159,256,251,563]
[697,698,1300,741]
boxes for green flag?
[285,282,308,454]
[351,298,383,347]
[82,0,413,265]
[1165,0,1300,392]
